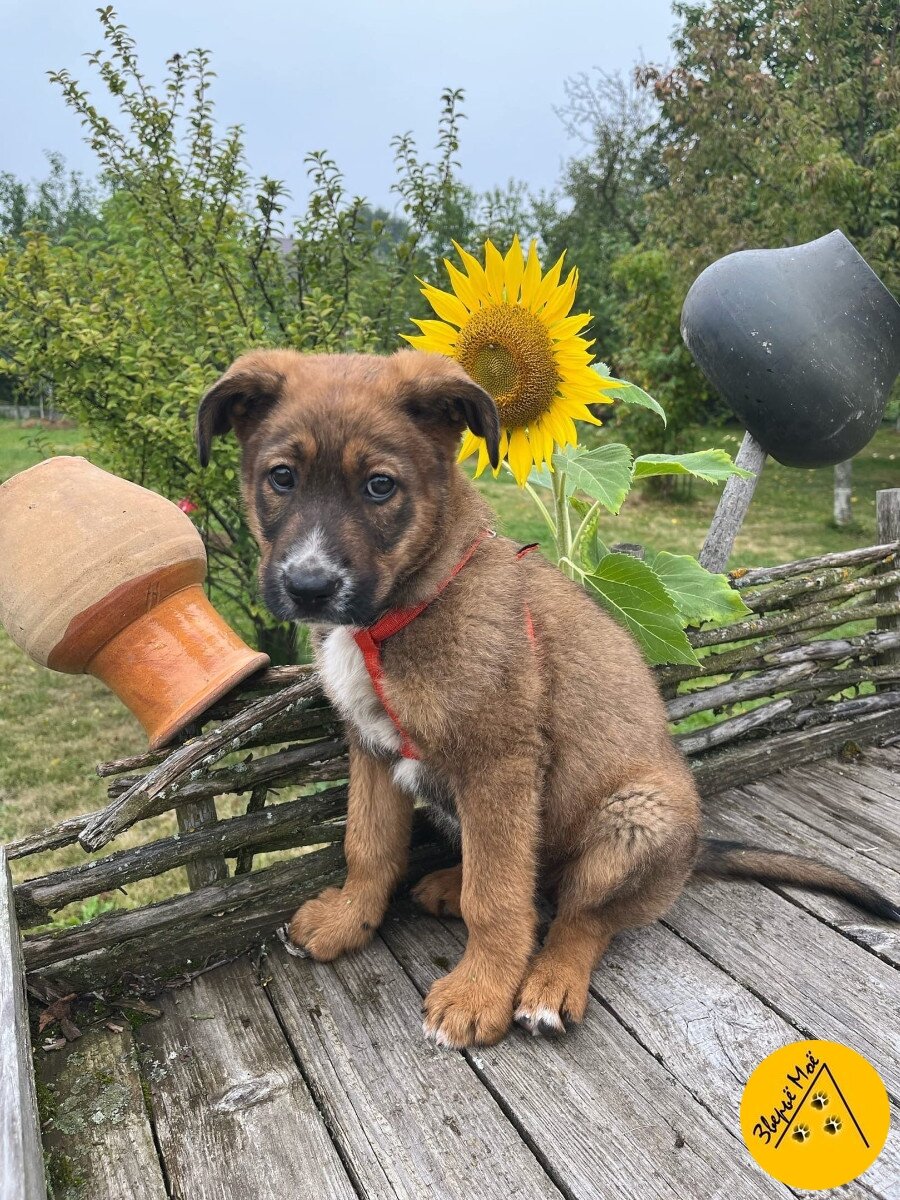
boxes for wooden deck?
[35,747,899,1200]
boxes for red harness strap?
[353,532,538,760]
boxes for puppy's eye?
[365,474,396,501]
[268,465,295,492]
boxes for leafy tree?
[0,9,472,659]
[0,152,99,244]
[613,0,899,448]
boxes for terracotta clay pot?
[0,457,268,748]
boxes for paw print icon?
[824,1116,843,1135]
[792,1123,811,1143]
[810,1091,829,1109]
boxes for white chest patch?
[318,627,401,757]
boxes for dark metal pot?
[681,230,900,468]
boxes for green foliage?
[530,432,751,663]
[584,553,699,667]
[0,10,478,657]
[633,449,755,484]
[538,2,900,452]
[554,444,634,515]
[648,551,752,625]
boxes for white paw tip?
[422,1020,456,1049]
[514,1005,565,1036]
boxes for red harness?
[353,531,538,761]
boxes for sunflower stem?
[552,468,574,577]
[523,482,557,538]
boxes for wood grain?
[264,935,560,1200]
[0,849,46,1200]
[592,920,898,1199]
[136,959,355,1200]
[39,1027,168,1200]
[703,780,900,967]
[381,907,791,1200]
[664,878,900,1097]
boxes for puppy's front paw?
[422,963,513,1048]
[287,887,378,962]
[514,954,590,1037]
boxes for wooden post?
[177,799,229,890]
[875,489,900,675]
[0,849,47,1200]
[833,460,853,526]
[699,430,768,573]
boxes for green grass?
[1,417,897,919]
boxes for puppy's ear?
[196,355,284,467]
[397,352,501,469]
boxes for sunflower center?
[456,304,559,427]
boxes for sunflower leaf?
[632,449,753,484]
[599,376,667,426]
[648,551,752,627]
[584,553,700,666]
[553,444,634,514]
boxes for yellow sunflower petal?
[408,318,459,354]
[503,235,524,304]
[519,239,543,308]
[420,284,470,327]
[507,426,533,486]
[402,334,445,352]
[484,240,506,304]
[444,259,482,312]
[541,267,578,325]
[549,311,592,340]
[457,429,480,462]
[475,436,492,476]
[557,398,603,425]
[452,241,491,295]
[534,414,556,466]
[492,429,509,477]
[530,251,566,313]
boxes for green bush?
[0,10,475,658]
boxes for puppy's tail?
[695,838,900,922]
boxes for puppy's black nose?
[282,565,342,606]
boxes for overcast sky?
[3,0,676,213]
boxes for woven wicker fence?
[7,493,899,994]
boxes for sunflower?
[403,237,618,485]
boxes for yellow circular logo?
[740,1040,890,1190]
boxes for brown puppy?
[197,347,900,1048]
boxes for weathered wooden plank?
[23,844,347,975]
[593,920,899,1199]
[136,959,355,1200]
[380,907,790,1199]
[264,936,561,1200]
[664,878,900,1097]
[698,429,768,573]
[175,796,229,891]
[24,840,448,993]
[703,782,900,966]
[745,773,900,875]
[7,741,348,863]
[0,848,46,1200]
[39,1027,168,1200]
[802,761,900,826]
